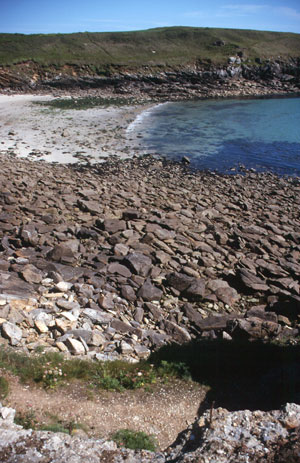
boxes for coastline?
[1,88,299,166]
[0,93,300,460]
[0,93,154,164]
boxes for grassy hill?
[0,27,300,68]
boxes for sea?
[128,96,300,176]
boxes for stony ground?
[2,370,207,450]
[1,402,300,462]
[0,151,300,461]
[0,153,300,360]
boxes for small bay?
[131,96,300,175]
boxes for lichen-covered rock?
[1,403,300,462]
[165,403,300,462]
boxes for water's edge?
[127,95,300,176]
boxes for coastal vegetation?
[0,347,191,392]
[111,428,157,451]
[0,26,300,68]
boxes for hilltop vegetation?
[0,26,300,68]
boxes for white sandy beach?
[0,94,148,164]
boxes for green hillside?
[0,27,299,67]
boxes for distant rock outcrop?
[0,58,299,99]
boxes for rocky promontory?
[0,153,300,359]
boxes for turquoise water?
[133,96,300,175]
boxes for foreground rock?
[1,402,299,462]
[0,153,299,360]
[166,402,300,462]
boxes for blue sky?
[1,0,300,34]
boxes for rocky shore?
[0,153,299,359]
[1,58,300,100]
[0,124,300,461]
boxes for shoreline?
[0,105,300,460]
[1,89,299,168]
[0,93,154,164]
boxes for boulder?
[137,279,163,302]
[1,322,22,345]
[163,320,191,343]
[102,219,126,234]
[238,268,270,292]
[107,263,131,278]
[214,286,240,306]
[47,244,77,264]
[121,285,136,302]
[64,338,86,355]
[182,303,203,325]
[123,252,152,277]
[196,315,233,332]
[21,264,43,284]
[166,272,194,292]
[183,279,206,301]
[83,309,112,324]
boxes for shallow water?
[130,96,300,175]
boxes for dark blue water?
[131,96,300,175]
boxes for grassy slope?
[0,27,299,68]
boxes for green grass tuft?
[15,410,38,429]
[111,428,157,451]
[0,347,191,393]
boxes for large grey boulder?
[1,322,22,346]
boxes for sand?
[0,94,148,164]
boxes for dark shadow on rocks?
[149,338,300,413]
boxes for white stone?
[56,341,69,352]
[34,320,48,334]
[1,406,16,423]
[1,322,22,346]
[55,281,73,292]
[60,312,77,322]
[114,243,129,256]
[64,338,85,355]
[134,344,151,359]
[120,341,134,355]
[90,331,106,347]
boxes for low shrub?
[111,428,157,451]
[15,410,38,429]
[0,347,192,393]
[40,363,65,389]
